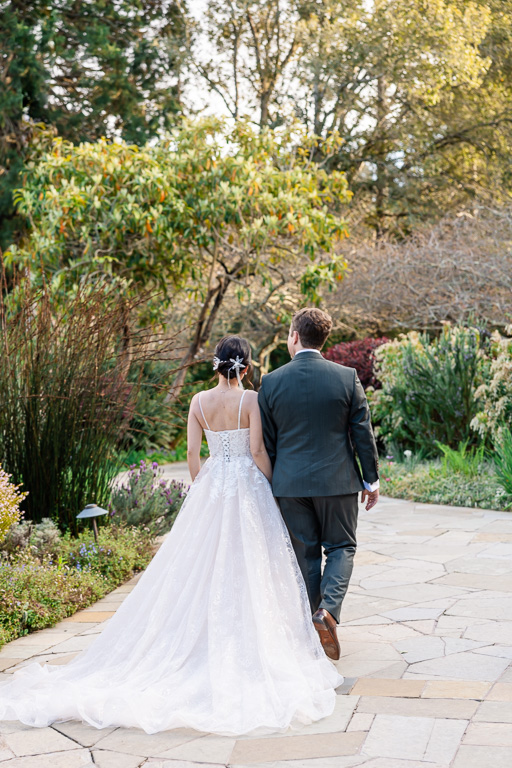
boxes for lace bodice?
[204,428,252,461]
[199,390,252,462]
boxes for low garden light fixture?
[77,503,108,542]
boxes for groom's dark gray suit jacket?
[258,350,379,497]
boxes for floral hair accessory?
[229,356,245,387]
[212,354,245,387]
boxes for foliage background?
[2,0,512,518]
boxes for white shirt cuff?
[363,479,380,492]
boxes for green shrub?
[0,522,155,649]
[122,360,182,455]
[436,441,485,478]
[383,444,428,468]
[28,517,61,556]
[472,326,512,441]
[59,523,154,585]
[120,440,209,467]
[370,325,486,456]
[495,428,512,498]
[121,359,211,457]
[109,460,188,536]
[381,458,510,510]
[368,332,431,449]
[0,517,61,557]
[0,520,32,553]
[0,552,107,642]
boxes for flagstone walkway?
[2,470,512,767]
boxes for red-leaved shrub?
[323,337,390,389]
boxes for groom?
[258,308,380,661]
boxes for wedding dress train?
[0,393,342,735]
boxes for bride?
[0,335,341,736]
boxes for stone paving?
[2,473,512,767]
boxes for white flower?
[404,449,413,458]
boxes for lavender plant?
[109,460,188,536]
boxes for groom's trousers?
[277,494,358,624]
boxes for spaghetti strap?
[198,393,211,431]
[238,390,248,430]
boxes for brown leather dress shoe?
[312,608,341,661]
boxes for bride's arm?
[247,393,273,482]
[187,396,203,481]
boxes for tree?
[198,0,512,234]
[323,206,512,336]
[0,0,190,250]
[293,0,504,234]
[6,118,351,394]
[197,0,298,127]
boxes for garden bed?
[0,460,188,651]
[381,458,512,511]
[0,524,155,651]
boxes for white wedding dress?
[0,391,342,736]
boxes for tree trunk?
[260,88,271,127]
[375,76,388,239]
[253,331,282,389]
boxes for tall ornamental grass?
[0,277,150,534]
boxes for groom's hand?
[361,488,379,511]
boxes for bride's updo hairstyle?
[213,335,253,385]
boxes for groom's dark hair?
[292,308,332,350]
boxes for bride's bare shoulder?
[244,390,259,407]
[188,392,200,410]
[189,389,210,408]
[192,387,214,399]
